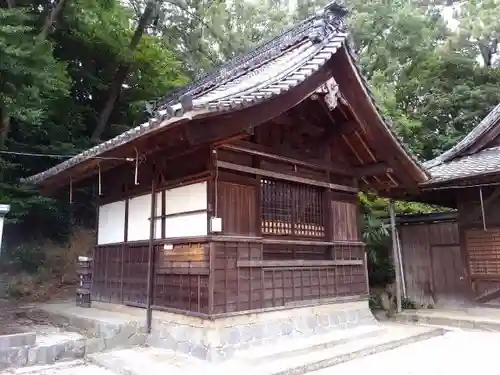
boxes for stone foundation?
[38,298,376,362]
[39,303,148,354]
[147,298,376,362]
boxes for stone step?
[0,333,37,350]
[236,323,446,375]
[395,309,500,331]
[0,332,86,370]
[234,324,385,363]
[89,324,446,375]
[38,303,148,353]
[88,347,211,375]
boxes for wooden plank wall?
[211,241,366,314]
[93,243,149,306]
[93,242,210,313]
[331,200,359,241]
[217,181,258,236]
[398,220,469,306]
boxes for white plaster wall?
[127,193,152,241]
[97,200,126,245]
[164,182,208,238]
[165,181,207,215]
[165,212,208,238]
[155,191,162,239]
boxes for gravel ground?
[0,300,64,335]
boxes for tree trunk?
[91,1,156,142]
[39,0,67,41]
[479,42,492,68]
[0,106,11,149]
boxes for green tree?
[395,51,500,159]
[0,0,187,243]
[0,6,69,147]
[451,0,500,68]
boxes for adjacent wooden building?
[401,103,500,305]
[397,211,470,307]
[23,2,427,318]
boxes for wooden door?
[430,245,469,303]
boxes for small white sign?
[210,217,222,233]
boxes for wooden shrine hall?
[23,1,428,361]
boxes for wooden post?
[388,200,402,313]
[146,178,157,333]
[479,187,487,231]
[395,229,406,298]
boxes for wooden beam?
[185,60,335,146]
[261,238,365,246]
[220,140,353,176]
[237,259,363,268]
[222,140,389,179]
[466,186,500,222]
[216,160,357,193]
[331,48,424,188]
[355,162,393,177]
[271,113,294,126]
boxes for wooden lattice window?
[466,228,500,276]
[261,179,324,237]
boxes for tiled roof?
[22,0,426,186]
[22,2,350,185]
[425,145,500,184]
[425,103,500,169]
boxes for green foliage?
[0,7,69,125]
[452,0,500,68]
[368,295,382,310]
[361,210,395,286]
[401,296,417,310]
[5,244,46,274]
[0,0,187,244]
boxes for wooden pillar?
[388,200,402,313]
[146,178,157,332]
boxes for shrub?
[6,244,46,274]
[369,295,382,310]
[402,297,417,310]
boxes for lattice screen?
[261,179,324,237]
[466,228,500,276]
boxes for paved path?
[2,361,115,375]
[5,329,500,375]
[309,330,500,375]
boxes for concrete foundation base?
[39,298,376,362]
[148,299,375,362]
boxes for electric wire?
[0,150,134,161]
